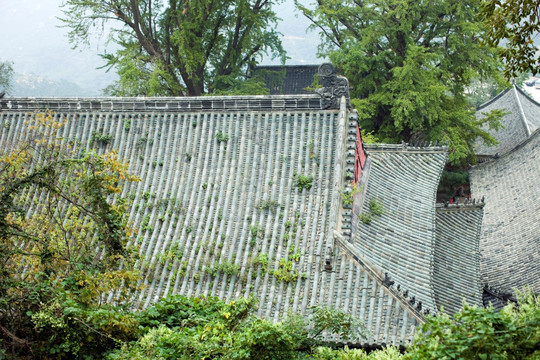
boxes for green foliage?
[213,260,241,276]
[481,0,540,79]
[466,78,510,108]
[359,198,384,224]
[369,199,384,216]
[273,258,300,283]
[211,73,271,96]
[253,253,270,273]
[405,292,540,360]
[294,173,314,191]
[361,129,377,145]
[257,199,281,212]
[0,112,142,358]
[108,294,367,360]
[216,130,229,143]
[0,59,14,94]
[297,0,503,165]
[250,224,264,244]
[310,305,366,342]
[91,130,114,145]
[358,213,372,225]
[437,166,470,199]
[289,245,301,262]
[313,346,402,360]
[341,183,362,206]
[60,0,286,96]
[112,296,283,359]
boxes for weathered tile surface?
[434,204,484,314]
[0,96,421,345]
[470,129,540,294]
[475,86,540,156]
[349,144,448,314]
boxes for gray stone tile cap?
[0,94,323,113]
[434,204,484,315]
[350,144,448,315]
[470,128,540,294]
[254,65,319,95]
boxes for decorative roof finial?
[316,63,351,109]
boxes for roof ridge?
[471,125,540,168]
[324,96,350,269]
[364,142,448,153]
[514,84,540,108]
[476,87,512,111]
[435,199,485,210]
[333,231,428,322]
[0,95,324,113]
[512,85,532,136]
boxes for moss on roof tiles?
[350,144,448,314]
[0,96,422,346]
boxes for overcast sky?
[0,1,321,94]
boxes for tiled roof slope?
[0,95,420,346]
[475,85,540,156]
[348,143,448,314]
[470,128,540,294]
[515,86,540,132]
[482,286,517,311]
[255,65,319,95]
[434,203,484,314]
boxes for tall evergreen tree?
[60,0,286,96]
[297,0,505,164]
[0,60,14,96]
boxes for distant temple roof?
[254,64,319,95]
[475,85,540,157]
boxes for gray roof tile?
[0,95,421,345]
[348,143,448,314]
[475,86,540,156]
[434,204,484,314]
[470,129,540,293]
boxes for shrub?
[293,173,314,191]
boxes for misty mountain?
[11,73,97,97]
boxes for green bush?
[293,173,314,191]
[405,291,540,360]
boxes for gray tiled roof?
[470,129,540,294]
[482,286,516,311]
[475,86,540,156]
[434,204,484,314]
[348,143,448,314]
[255,65,319,95]
[0,95,421,346]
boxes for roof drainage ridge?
[334,233,428,321]
[435,202,485,211]
[364,143,448,153]
[0,94,323,112]
[514,84,540,108]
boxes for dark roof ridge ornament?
[316,63,351,109]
